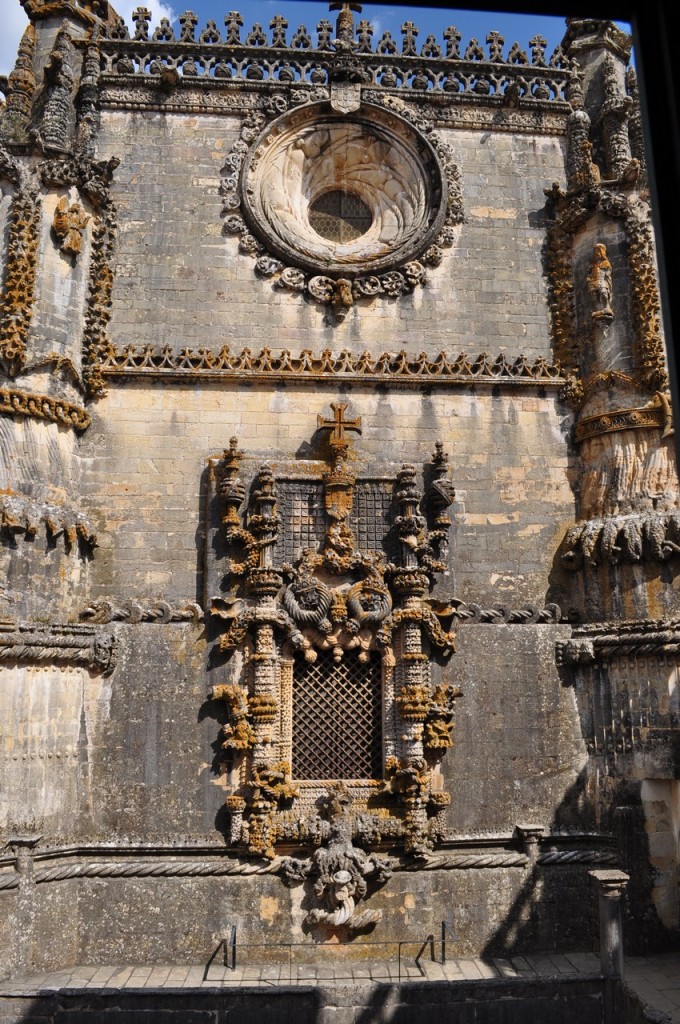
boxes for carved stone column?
[590,869,629,977]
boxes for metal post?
[441,920,446,965]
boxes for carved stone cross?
[270,14,288,47]
[486,30,505,61]
[225,11,243,44]
[132,7,151,40]
[401,21,419,56]
[444,25,461,58]
[529,34,547,66]
[179,11,198,42]
[317,403,362,445]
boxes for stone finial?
[443,26,461,59]
[131,7,152,40]
[464,38,485,61]
[1,23,37,141]
[330,2,361,50]
[152,17,174,41]
[401,20,418,56]
[224,11,243,44]
[246,24,267,47]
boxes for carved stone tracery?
[208,408,461,875]
[221,96,463,316]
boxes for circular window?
[309,191,373,243]
[239,102,448,277]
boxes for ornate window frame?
[207,406,462,865]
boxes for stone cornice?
[98,345,564,389]
[558,618,680,663]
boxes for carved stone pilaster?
[34,29,76,153]
[0,172,40,377]
[76,26,103,158]
[600,54,632,180]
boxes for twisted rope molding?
[77,600,565,628]
[0,626,115,673]
[558,619,680,664]
[34,860,281,883]
[80,600,204,624]
[401,853,528,869]
[3,848,615,886]
[537,850,618,865]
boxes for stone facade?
[0,0,678,981]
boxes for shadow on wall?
[482,771,680,961]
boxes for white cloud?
[0,5,30,79]
[112,0,175,30]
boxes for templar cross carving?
[317,403,362,449]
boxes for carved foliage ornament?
[222,97,463,315]
[52,195,90,259]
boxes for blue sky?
[1,2,631,77]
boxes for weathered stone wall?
[0,977,612,1024]
[1,3,678,984]
[98,111,563,360]
[80,384,574,609]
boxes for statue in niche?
[52,196,89,260]
[587,242,614,319]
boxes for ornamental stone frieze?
[220,95,463,319]
[206,405,462,877]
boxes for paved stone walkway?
[3,951,679,1021]
[625,952,680,1022]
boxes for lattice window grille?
[308,190,373,243]
[352,480,394,555]
[292,649,383,781]
[275,480,326,565]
